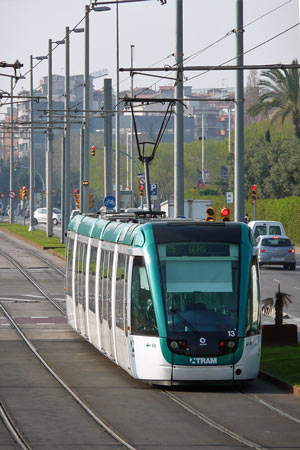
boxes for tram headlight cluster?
[219,339,237,353]
[167,339,190,355]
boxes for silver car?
[34,207,62,225]
[257,235,296,270]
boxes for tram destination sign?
[166,243,229,257]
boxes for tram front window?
[158,243,239,336]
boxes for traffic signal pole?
[234,0,245,222]
[174,0,184,218]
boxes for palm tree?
[262,283,293,326]
[248,59,300,139]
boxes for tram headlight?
[219,339,237,353]
[170,340,179,350]
[167,339,189,354]
[227,340,236,349]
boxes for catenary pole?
[83,5,90,213]
[104,78,113,198]
[9,78,14,224]
[115,0,120,211]
[29,55,35,231]
[174,0,184,217]
[46,38,53,237]
[62,26,71,242]
[234,0,244,222]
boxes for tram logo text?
[190,357,217,365]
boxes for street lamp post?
[82,5,110,213]
[9,77,14,224]
[29,55,48,232]
[130,44,134,206]
[174,0,184,217]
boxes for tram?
[66,213,261,385]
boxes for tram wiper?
[170,308,200,335]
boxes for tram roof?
[68,213,251,246]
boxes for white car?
[34,207,62,225]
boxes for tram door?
[99,248,114,357]
[75,240,88,337]
[114,252,130,371]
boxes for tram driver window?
[131,256,158,336]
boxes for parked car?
[256,235,296,270]
[70,209,80,220]
[248,220,286,240]
[34,207,62,225]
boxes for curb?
[259,371,300,399]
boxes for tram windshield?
[158,242,239,335]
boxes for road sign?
[104,195,116,209]
[226,192,233,203]
[150,183,158,200]
[8,190,17,199]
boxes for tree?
[248,60,300,139]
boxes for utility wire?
[186,21,299,83]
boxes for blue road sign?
[104,195,116,209]
[150,183,158,199]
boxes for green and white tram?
[66,214,261,385]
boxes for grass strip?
[260,346,300,387]
[0,223,66,258]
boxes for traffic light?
[18,189,23,200]
[89,193,94,209]
[22,186,27,199]
[250,185,257,205]
[91,145,95,156]
[220,207,230,222]
[25,189,30,200]
[139,184,144,197]
[75,194,80,209]
[205,207,216,222]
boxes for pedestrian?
[244,213,250,224]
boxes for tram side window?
[131,256,158,336]
[100,249,113,327]
[98,250,104,323]
[66,237,74,296]
[116,253,128,330]
[89,245,97,313]
[77,242,86,310]
[246,260,261,335]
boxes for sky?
[0,0,299,105]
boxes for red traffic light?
[221,207,230,216]
[73,188,79,193]
[251,185,257,191]
[220,207,230,221]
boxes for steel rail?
[0,233,65,277]
[0,400,32,450]
[0,302,138,450]
[0,248,66,315]
[162,390,268,450]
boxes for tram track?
[161,389,269,450]
[0,237,139,450]
[0,247,66,315]
[0,229,299,449]
[0,301,138,450]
